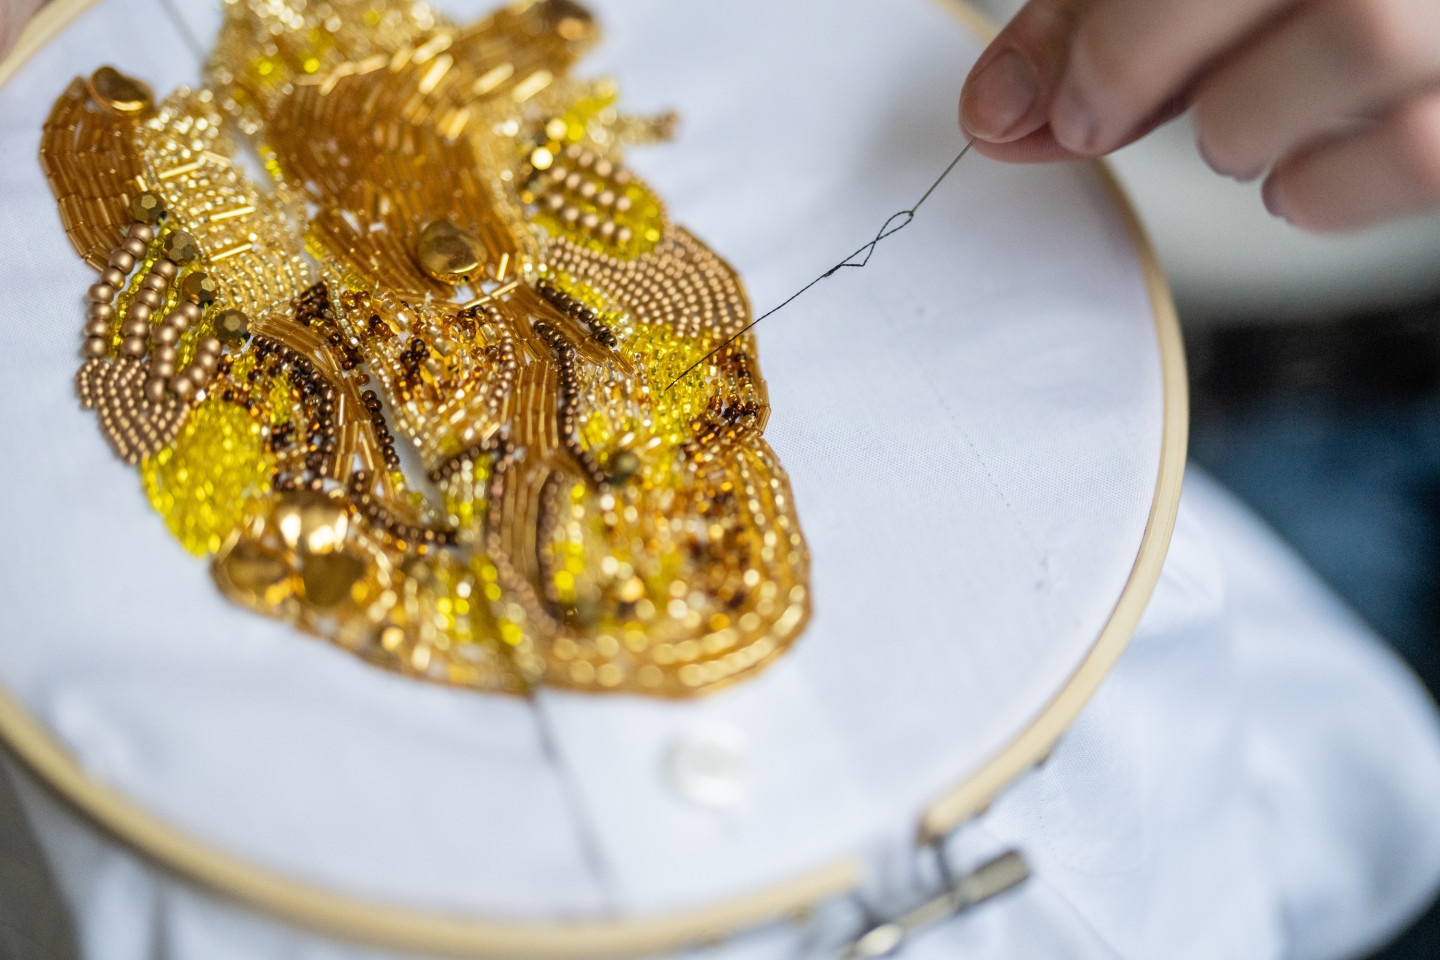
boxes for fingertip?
[961,48,1043,144]
[970,125,1083,164]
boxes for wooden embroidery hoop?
[0,1,1188,955]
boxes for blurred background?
[1113,98,1440,960]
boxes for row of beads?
[535,279,619,348]
[345,469,460,549]
[81,223,156,360]
[78,200,225,404]
[533,321,606,487]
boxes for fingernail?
[1262,176,1287,219]
[962,49,1039,141]
[1050,81,1098,154]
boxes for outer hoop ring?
[0,1,1188,956]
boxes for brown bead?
[126,303,152,324]
[180,272,218,305]
[83,318,111,338]
[100,267,125,289]
[121,237,149,259]
[87,283,115,304]
[107,251,135,273]
[89,67,154,115]
[161,231,199,265]
[153,259,178,279]
[81,337,108,359]
[120,336,147,357]
[129,190,166,224]
[214,309,250,345]
[127,223,155,243]
[134,288,163,309]
[151,325,178,346]
[144,378,168,403]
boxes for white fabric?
[13,470,1440,959]
[0,0,1163,918]
[6,0,1440,957]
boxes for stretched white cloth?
[11,470,1440,960]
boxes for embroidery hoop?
[0,1,1188,955]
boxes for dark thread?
[664,137,978,392]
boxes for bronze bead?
[151,360,176,379]
[151,325,178,346]
[165,312,191,334]
[87,302,115,322]
[151,345,177,365]
[100,267,126,289]
[83,318,111,338]
[171,377,196,400]
[144,378,167,403]
[126,303,152,324]
[141,273,168,291]
[121,237,149,259]
[134,288,163,309]
[127,223,155,242]
[120,336,147,357]
[129,190,166,224]
[121,319,150,339]
[153,259,178,279]
[176,301,202,323]
[108,251,135,273]
[87,283,115,304]
[197,336,222,356]
[214,309,250,345]
[179,272,218,305]
[161,231,199,265]
[81,337,108,359]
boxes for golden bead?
[161,231,199,265]
[180,272,218,305]
[214,309,250,345]
[300,551,365,608]
[213,538,295,609]
[272,490,349,556]
[129,190,166,224]
[88,66,153,115]
[415,219,484,283]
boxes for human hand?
[958,0,1440,231]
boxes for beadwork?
[40,0,811,697]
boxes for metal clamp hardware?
[841,850,1031,959]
